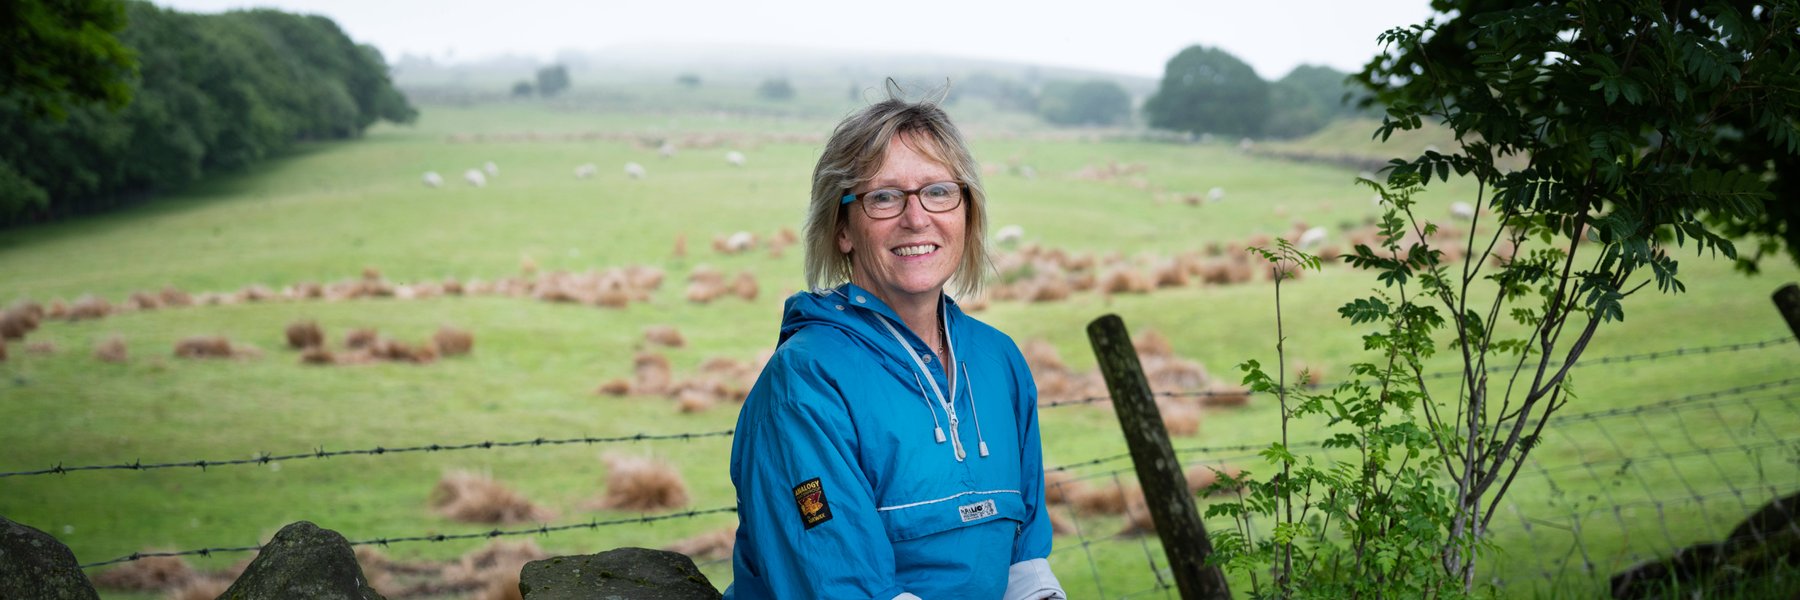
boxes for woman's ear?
[837,224,854,255]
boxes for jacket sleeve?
[733,350,909,600]
[1005,347,1067,600]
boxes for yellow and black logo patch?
[792,477,832,529]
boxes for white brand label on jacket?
[958,498,997,523]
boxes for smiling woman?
[726,85,1066,600]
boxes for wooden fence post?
[1775,283,1800,344]
[1086,314,1230,599]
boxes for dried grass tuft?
[69,294,112,321]
[345,328,379,350]
[589,454,691,512]
[731,272,759,301]
[1044,469,1084,505]
[663,526,737,562]
[173,336,233,359]
[164,578,231,600]
[434,326,474,356]
[300,346,335,365]
[1133,328,1173,358]
[633,352,672,396]
[94,335,127,363]
[90,554,194,590]
[26,340,56,354]
[286,320,324,349]
[1159,400,1201,436]
[643,325,685,348]
[1201,386,1251,408]
[596,378,631,396]
[429,471,555,524]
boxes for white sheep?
[659,142,677,158]
[1018,165,1037,180]
[1297,226,1328,251]
[463,169,487,187]
[725,151,746,167]
[422,171,443,188]
[483,161,499,177]
[1238,138,1255,152]
[574,164,598,179]
[995,224,1025,245]
[725,231,756,253]
[1207,187,1226,203]
[625,162,646,179]
[1450,202,1476,221]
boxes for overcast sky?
[153,0,1438,79]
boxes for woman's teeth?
[895,244,936,256]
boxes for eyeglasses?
[840,181,966,220]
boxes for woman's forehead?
[868,133,955,181]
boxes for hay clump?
[442,539,548,593]
[429,470,555,524]
[345,328,379,350]
[595,378,631,396]
[1158,400,1201,436]
[285,320,324,349]
[731,271,759,301]
[173,336,234,359]
[94,335,127,363]
[69,294,112,321]
[632,352,673,395]
[643,325,686,348]
[1201,386,1251,408]
[159,286,193,307]
[300,346,335,365]
[1044,469,1085,505]
[90,554,194,590]
[165,578,232,600]
[1,302,42,339]
[663,526,737,562]
[26,340,56,354]
[434,326,474,356]
[588,454,691,512]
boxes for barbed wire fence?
[11,334,1795,597]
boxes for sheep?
[995,224,1025,246]
[1297,226,1328,251]
[574,163,598,179]
[658,142,677,158]
[725,231,756,253]
[463,169,487,187]
[624,162,646,179]
[1450,201,1476,221]
[725,150,746,167]
[483,161,499,177]
[1207,187,1226,203]
[422,171,443,188]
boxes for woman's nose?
[897,193,932,227]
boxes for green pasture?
[2,103,1796,598]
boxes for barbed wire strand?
[2,429,735,479]
[1040,336,1791,410]
[80,506,737,569]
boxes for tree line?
[0,0,417,226]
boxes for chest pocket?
[875,491,1027,542]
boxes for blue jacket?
[726,284,1064,600]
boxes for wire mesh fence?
[18,334,1796,597]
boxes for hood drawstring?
[961,361,991,457]
[876,312,967,461]
[911,372,948,443]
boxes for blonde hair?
[802,85,990,298]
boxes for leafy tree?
[535,64,569,97]
[1143,45,1269,137]
[757,77,794,101]
[676,73,701,87]
[1036,79,1130,126]
[0,0,137,120]
[949,72,1037,113]
[0,1,417,225]
[1209,0,1800,595]
[1265,65,1371,139]
[511,81,534,97]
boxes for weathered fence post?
[1775,283,1800,344]
[1086,314,1229,600]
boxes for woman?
[726,91,1066,600]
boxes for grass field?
[2,101,1796,598]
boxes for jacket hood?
[779,283,958,348]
